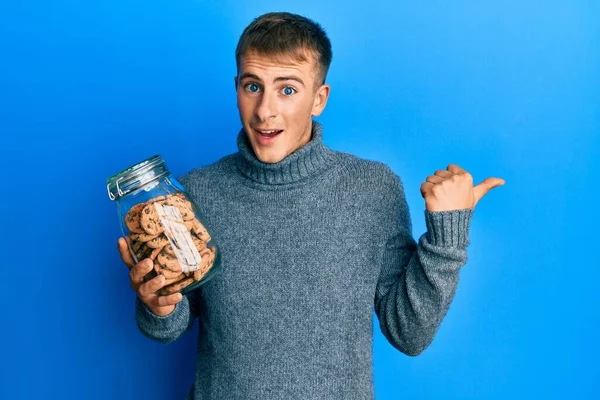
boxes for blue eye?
[283,87,295,96]
[246,83,259,93]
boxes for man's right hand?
[118,237,183,316]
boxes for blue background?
[1,0,598,399]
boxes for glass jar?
[106,155,221,296]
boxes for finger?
[426,175,444,184]
[434,169,453,178]
[118,237,136,269]
[420,182,434,198]
[447,164,466,174]
[155,292,184,308]
[473,177,506,204]
[130,259,154,287]
[138,273,167,298]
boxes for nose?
[255,91,277,121]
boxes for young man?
[118,12,504,399]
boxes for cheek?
[237,95,253,116]
[282,96,311,117]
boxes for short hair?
[235,12,333,87]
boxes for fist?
[420,164,505,212]
[118,237,183,316]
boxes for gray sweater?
[136,121,473,399]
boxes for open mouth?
[254,128,283,138]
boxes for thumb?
[473,177,505,205]
[118,237,136,270]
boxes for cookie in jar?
[107,155,221,296]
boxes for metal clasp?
[107,176,125,200]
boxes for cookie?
[163,271,186,286]
[167,203,194,221]
[192,237,207,253]
[178,206,195,221]
[184,220,194,231]
[158,276,195,296]
[132,238,145,254]
[149,195,166,203]
[191,269,205,281]
[124,203,146,234]
[192,246,215,281]
[166,196,194,221]
[191,219,211,243]
[140,203,163,235]
[163,243,176,257]
[154,259,184,280]
[166,195,192,210]
[146,234,169,249]
[130,231,160,243]
[199,246,216,272]
[135,243,153,261]
[157,248,181,272]
[149,245,163,260]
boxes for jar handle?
[107,176,125,200]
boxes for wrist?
[424,208,474,248]
[150,305,176,316]
[140,298,176,316]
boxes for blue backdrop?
[1,1,598,399]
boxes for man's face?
[235,51,330,163]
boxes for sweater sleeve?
[374,171,473,356]
[135,289,202,343]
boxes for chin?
[256,152,285,164]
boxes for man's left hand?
[420,164,505,212]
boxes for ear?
[234,76,238,91]
[311,84,331,117]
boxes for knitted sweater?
[135,121,473,399]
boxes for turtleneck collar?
[235,120,336,186]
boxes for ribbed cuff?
[135,296,190,332]
[424,208,474,248]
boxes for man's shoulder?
[331,150,400,183]
[329,151,406,211]
[176,153,237,186]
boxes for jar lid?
[106,155,169,200]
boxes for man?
[118,11,504,399]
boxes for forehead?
[238,51,318,80]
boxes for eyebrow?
[239,73,305,87]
